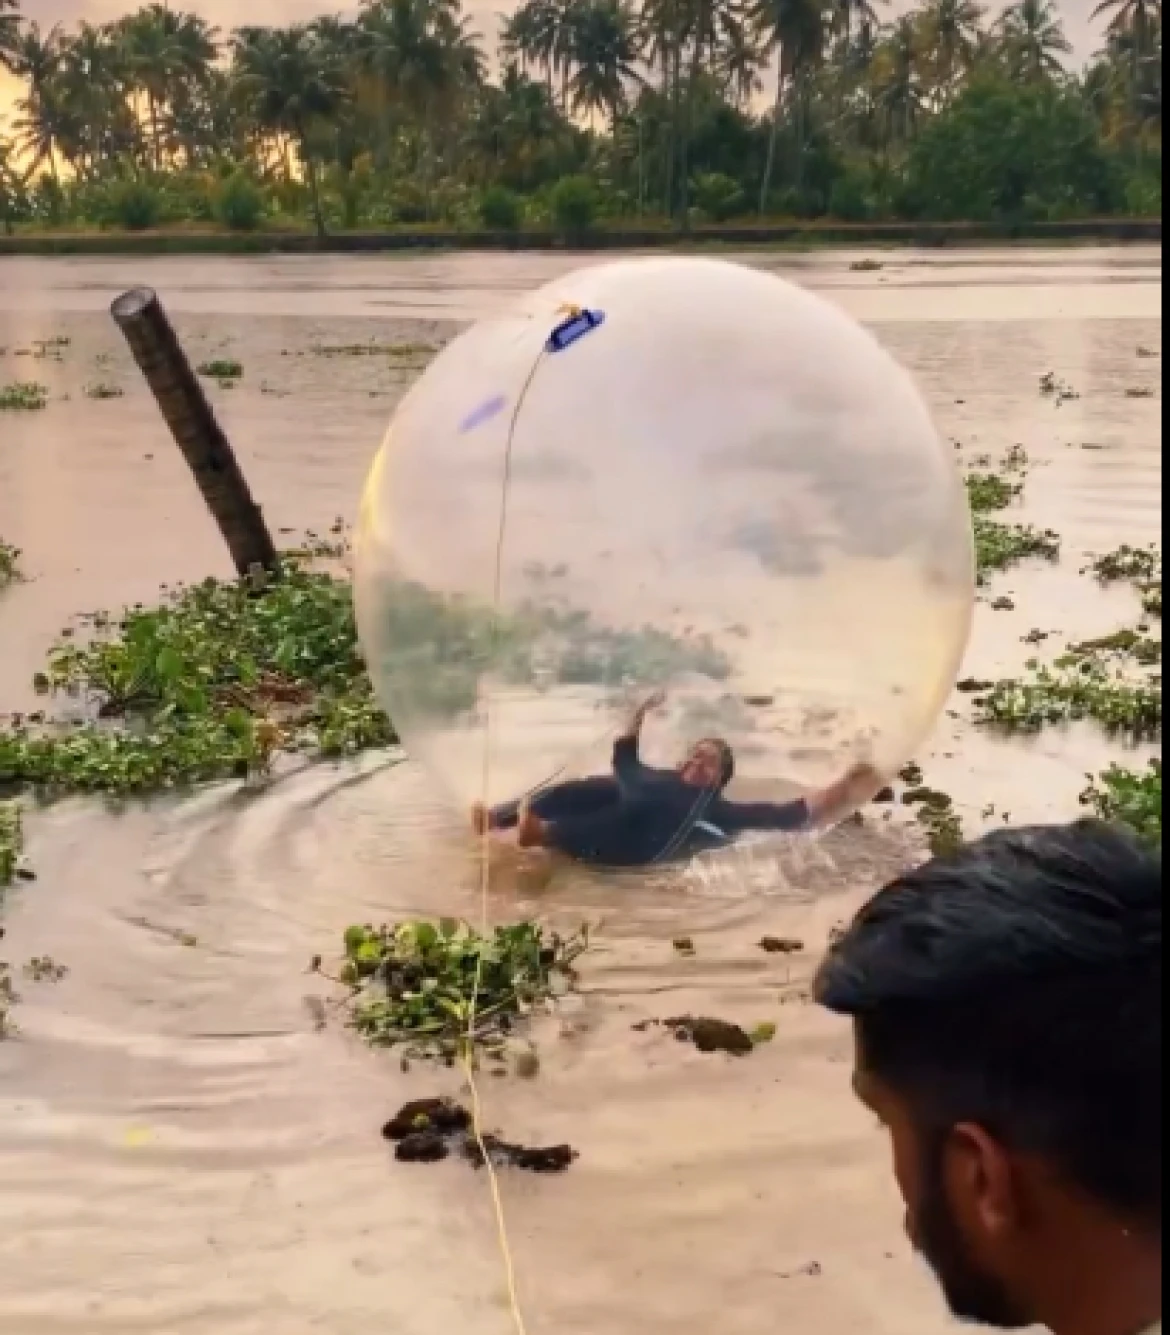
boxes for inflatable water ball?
[355,257,974,822]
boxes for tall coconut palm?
[116,5,218,171]
[718,11,766,108]
[752,0,829,213]
[57,22,135,177]
[464,62,569,186]
[0,127,24,233]
[568,0,639,129]
[233,24,349,238]
[828,0,884,44]
[1095,6,1163,148]
[996,0,1072,80]
[1,0,22,67]
[918,0,987,98]
[1093,0,1162,49]
[5,22,70,183]
[500,0,563,90]
[873,13,925,147]
[503,0,584,108]
[676,0,736,218]
[638,0,690,211]
[356,0,480,206]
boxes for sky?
[3,0,1111,117]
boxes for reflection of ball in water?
[355,257,974,821]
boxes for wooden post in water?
[111,287,279,577]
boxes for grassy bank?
[0,217,1161,258]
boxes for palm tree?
[918,0,987,99]
[5,22,71,184]
[717,12,765,109]
[1,0,22,67]
[1093,0,1161,148]
[1094,6,1163,153]
[1093,0,1162,49]
[355,0,482,213]
[502,0,584,108]
[500,0,556,83]
[464,62,571,187]
[996,0,1071,81]
[828,0,884,45]
[752,0,829,213]
[872,14,925,147]
[233,24,349,239]
[567,0,639,129]
[55,22,135,178]
[115,5,218,171]
[637,0,689,212]
[654,0,736,220]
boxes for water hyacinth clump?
[965,448,1062,582]
[0,540,21,589]
[330,918,589,1065]
[0,559,394,795]
[1081,760,1162,847]
[195,359,244,382]
[975,657,1161,738]
[1089,544,1163,618]
[1,802,23,888]
[0,382,48,411]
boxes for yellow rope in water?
[461,347,550,1335]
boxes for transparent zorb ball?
[355,257,974,820]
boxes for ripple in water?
[1,757,917,1335]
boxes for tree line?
[0,0,1162,237]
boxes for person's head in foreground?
[678,737,735,791]
[815,819,1162,1335]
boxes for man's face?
[853,1046,1034,1330]
[679,741,724,789]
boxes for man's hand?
[623,688,667,738]
[844,762,883,793]
[806,761,884,824]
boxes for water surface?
[0,246,1162,1335]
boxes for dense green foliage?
[0,0,1161,236]
[1081,759,1162,845]
[905,77,1124,222]
[0,561,394,794]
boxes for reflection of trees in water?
[367,580,731,718]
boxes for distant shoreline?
[0,218,1161,258]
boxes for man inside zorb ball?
[473,688,880,867]
[355,258,977,869]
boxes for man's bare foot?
[515,803,547,850]
[471,802,490,837]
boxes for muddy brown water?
[0,247,1162,1335]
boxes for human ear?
[946,1121,1020,1241]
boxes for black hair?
[815,819,1162,1227]
[696,737,735,789]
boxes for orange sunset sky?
[2,0,1111,118]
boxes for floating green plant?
[0,382,48,411]
[327,918,589,1065]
